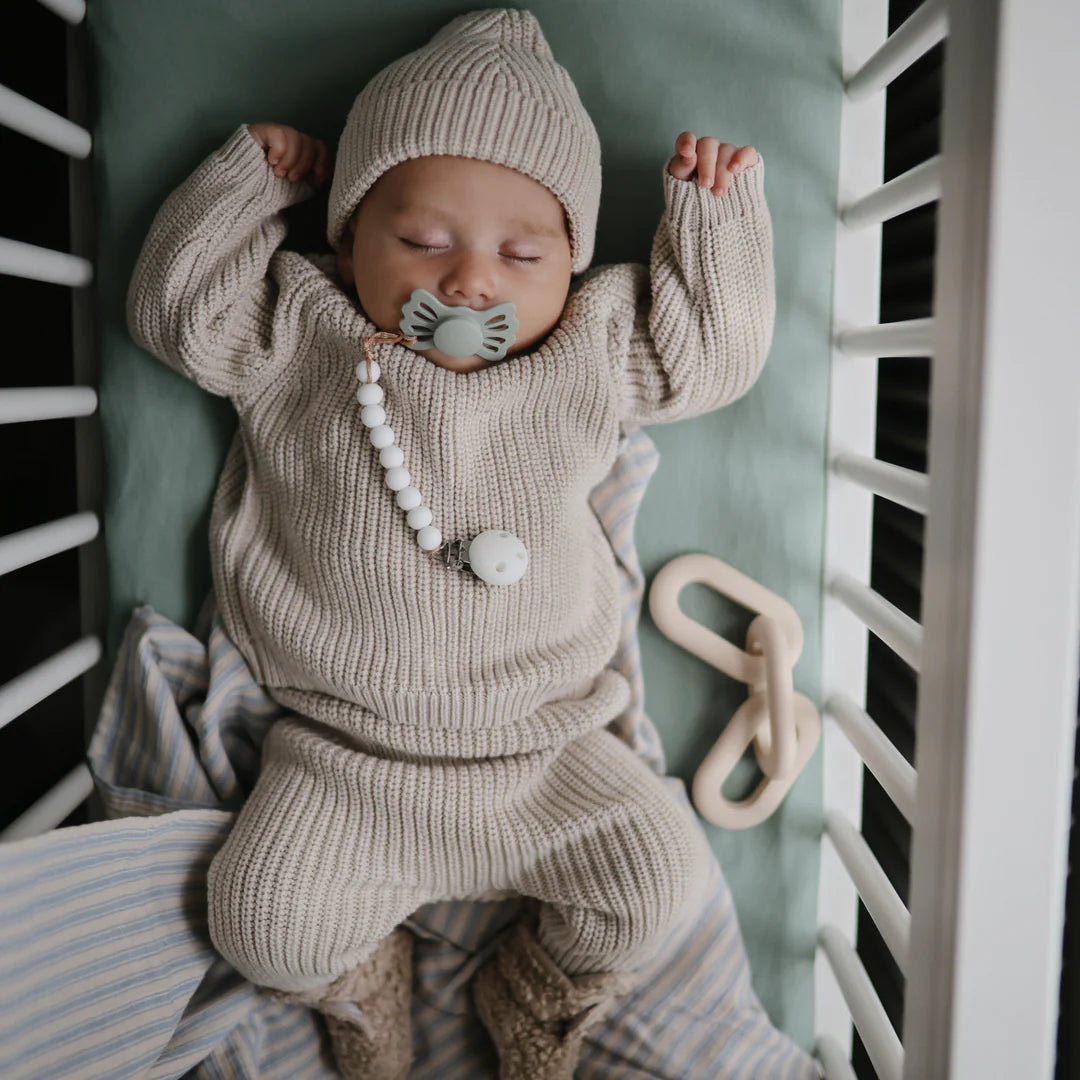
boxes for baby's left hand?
[668,133,759,196]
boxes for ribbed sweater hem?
[268,665,631,759]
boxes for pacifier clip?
[356,331,529,586]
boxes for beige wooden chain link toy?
[648,553,821,829]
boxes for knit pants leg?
[505,726,713,977]
[207,714,712,992]
[207,717,435,993]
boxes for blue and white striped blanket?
[0,428,818,1079]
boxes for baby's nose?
[440,254,498,306]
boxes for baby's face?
[339,155,573,373]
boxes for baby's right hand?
[247,123,330,186]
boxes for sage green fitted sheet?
[88,0,841,1050]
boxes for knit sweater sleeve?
[125,124,314,403]
[603,158,775,427]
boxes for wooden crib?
[1,0,1077,1076]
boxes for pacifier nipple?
[399,288,519,362]
[433,317,483,359]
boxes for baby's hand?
[247,123,331,186]
[667,133,759,197]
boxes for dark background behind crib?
[1,3,90,830]
[2,1,1078,1076]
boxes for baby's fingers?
[266,130,294,170]
[728,145,760,176]
[667,130,698,181]
[249,123,287,165]
[288,137,318,183]
[272,128,304,177]
[694,137,721,190]
[710,143,738,195]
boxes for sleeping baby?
[126,8,774,1080]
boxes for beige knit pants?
[207,713,712,993]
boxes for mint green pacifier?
[399,288,519,362]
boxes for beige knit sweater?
[127,124,774,759]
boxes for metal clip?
[433,538,471,572]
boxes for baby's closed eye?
[398,238,542,264]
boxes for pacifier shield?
[399,288,519,362]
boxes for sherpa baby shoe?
[473,921,638,1080]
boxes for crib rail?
[843,0,947,101]
[0,0,100,839]
[0,83,90,158]
[819,0,1079,1077]
[34,0,86,26]
[0,386,97,423]
[0,236,93,286]
[0,763,93,843]
[0,512,99,577]
[829,574,922,672]
[825,692,916,826]
[835,317,934,357]
[831,454,928,515]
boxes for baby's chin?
[421,347,496,373]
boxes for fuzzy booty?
[266,928,414,1080]
[473,922,638,1080]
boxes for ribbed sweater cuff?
[661,154,767,230]
[217,123,315,211]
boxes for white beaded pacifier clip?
[356,331,530,586]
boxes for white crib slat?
[832,453,928,514]
[815,1035,858,1080]
[845,0,948,101]
[817,0,887,1058]
[34,0,86,25]
[0,237,93,287]
[824,811,911,976]
[903,1,1080,1076]
[0,386,98,424]
[828,573,923,671]
[825,692,918,825]
[0,512,100,576]
[840,155,941,230]
[818,926,904,1080]
[0,84,92,159]
[0,763,93,843]
[835,318,934,358]
[0,636,102,731]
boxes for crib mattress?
[87,0,841,1048]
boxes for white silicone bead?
[385,466,410,491]
[379,445,404,469]
[406,504,432,528]
[417,525,442,551]
[357,383,384,405]
[370,425,395,449]
[361,404,386,428]
[355,359,381,383]
[396,486,422,511]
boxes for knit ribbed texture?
[207,720,713,990]
[326,9,602,274]
[125,123,775,763]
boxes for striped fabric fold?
[0,426,818,1079]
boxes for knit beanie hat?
[327,8,601,275]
